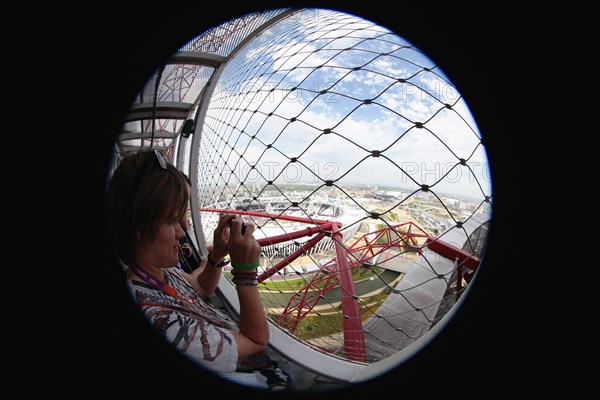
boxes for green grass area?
[233,261,400,340]
[270,292,390,340]
[228,264,384,291]
[261,273,317,290]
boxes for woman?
[105,149,269,379]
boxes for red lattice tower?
[278,222,432,334]
[142,14,262,149]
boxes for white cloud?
[201,9,492,199]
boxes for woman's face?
[137,213,187,269]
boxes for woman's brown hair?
[106,150,189,266]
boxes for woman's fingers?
[229,218,260,265]
[229,217,248,239]
[212,215,237,259]
[216,214,237,231]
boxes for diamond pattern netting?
[190,9,493,364]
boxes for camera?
[227,216,247,235]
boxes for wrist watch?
[207,253,228,269]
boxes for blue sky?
[199,8,492,201]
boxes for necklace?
[129,264,195,304]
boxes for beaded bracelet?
[231,270,257,276]
[232,278,259,286]
[231,270,258,286]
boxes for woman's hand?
[211,214,237,260]
[229,217,261,265]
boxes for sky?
[192,8,492,201]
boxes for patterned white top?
[127,267,239,372]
